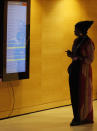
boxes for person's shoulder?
[73,37,79,43]
[85,36,95,49]
[86,36,94,45]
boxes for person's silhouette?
[66,21,95,126]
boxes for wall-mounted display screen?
[7,1,27,73]
[1,0,30,81]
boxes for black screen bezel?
[3,0,30,81]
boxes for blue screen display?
[7,1,27,73]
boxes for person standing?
[66,21,95,126]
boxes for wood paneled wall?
[0,0,97,119]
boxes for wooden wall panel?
[0,0,97,119]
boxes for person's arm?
[80,39,95,64]
[66,39,78,59]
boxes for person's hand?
[65,50,72,57]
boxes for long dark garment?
[68,36,95,122]
[69,60,81,121]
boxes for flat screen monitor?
[2,0,30,81]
